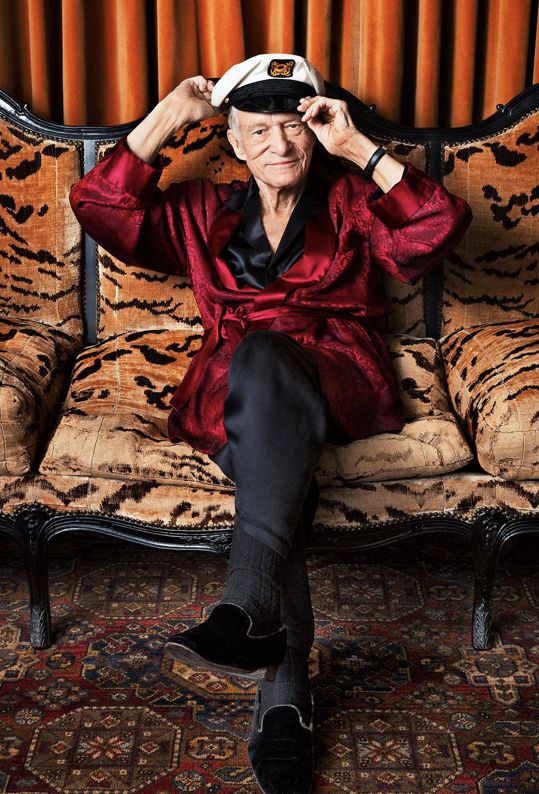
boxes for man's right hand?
[126,75,218,164]
[167,76,217,124]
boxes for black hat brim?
[227,79,316,113]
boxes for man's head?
[211,53,324,191]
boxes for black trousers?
[210,329,347,653]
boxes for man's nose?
[269,127,291,154]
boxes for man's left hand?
[298,96,359,157]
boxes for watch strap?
[363,145,387,179]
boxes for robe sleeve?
[69,136,188,276]
[367,161,473,285]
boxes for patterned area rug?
[1,534,539,793]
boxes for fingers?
[298,95,351,123]
[190,75,215,98]
[202,79,215,100]
[297,95,317,108]
[297,96,321,118]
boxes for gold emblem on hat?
[268,59,295,78]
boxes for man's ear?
[227,128,247,162]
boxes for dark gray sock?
[258,647,312,727]
[221,522,285,634]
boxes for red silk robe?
[69,138,473,456]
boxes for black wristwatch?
[363,145,387,179]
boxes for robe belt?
[169,303,357,413]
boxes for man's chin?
[258,169,307,190]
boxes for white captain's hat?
[211,53,325,113]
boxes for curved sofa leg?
[14,505,55,650]
[470,509,511,651]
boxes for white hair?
[226,106,240,137]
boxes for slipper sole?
[164,641,268,680]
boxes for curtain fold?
[25,0,52,119]
[156,0,200,101]
[415,0,442,127]
[242,0,296,55]
[62,0,86,124]
[535,10,539,82]
[356,0,405,123]
[197,0,245,76]
[447,0,478,128]
[0,0,537,127]
[482,0,533,120]
[305,0,333,78]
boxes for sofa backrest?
[0,111,84,341]
[440,107,539,335]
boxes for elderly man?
[70,53,472,794]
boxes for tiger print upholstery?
[439,110,539,480]
[440,319,539,479]
[441,109,539,335]
[39,331,473,485]
[1,472,537,528]
[0,317,77,474]
[0,121,83,473]
[0,120,83,338]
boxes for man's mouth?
[268,160,298,167]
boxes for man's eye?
[252,129,266,136]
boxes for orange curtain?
[0,0,537,127]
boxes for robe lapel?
[207,198,336,304]
[253,207,336,310]
[207,206,253,292]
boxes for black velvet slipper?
[164,602,287,680]
[248,686,314,794]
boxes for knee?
[230,330,292,370]
[228,331,293,384]
[230,330,319,379]
[227,330,327,422]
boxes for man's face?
[227,110,316,191]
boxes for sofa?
[0,82,537,652]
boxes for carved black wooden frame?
[0,83,538,652]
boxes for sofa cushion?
[0,317,78,474]
[440,319,539,479]
[40,329,473,485]
[318,334,474,482]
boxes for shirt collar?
[224,173,327,267]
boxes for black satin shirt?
[223,176,324,289]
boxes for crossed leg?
[166,329,342,793]
[209,330,331,725]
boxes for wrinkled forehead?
[236,109,303,131]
